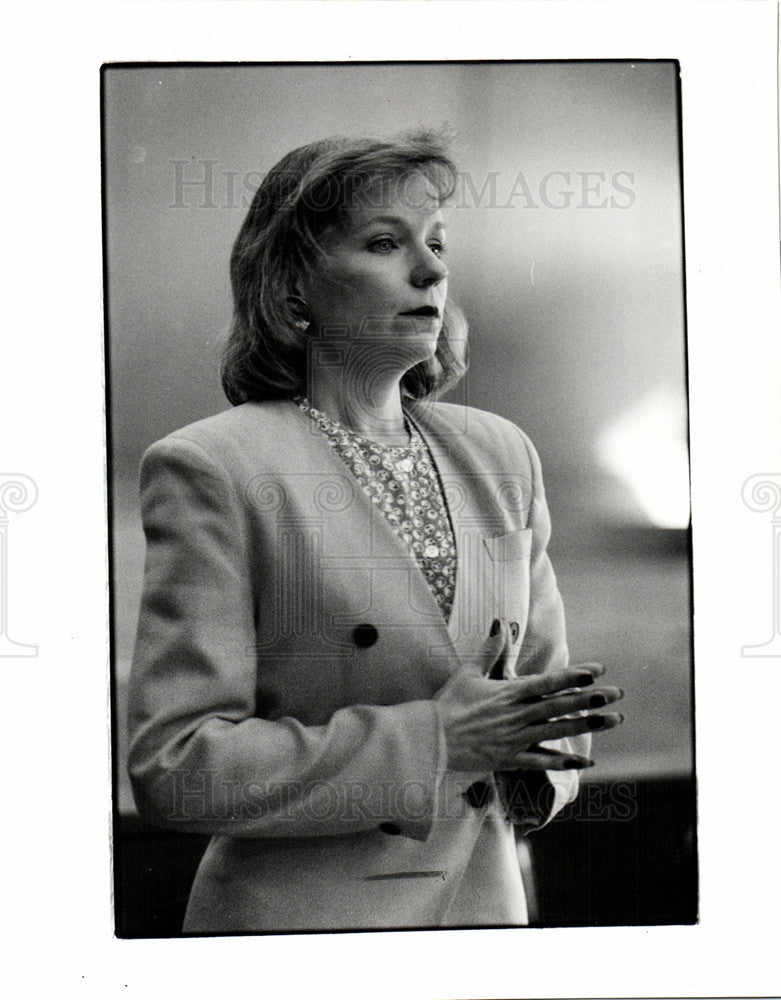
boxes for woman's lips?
[399,306,440,317]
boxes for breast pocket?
[482,528,533,644]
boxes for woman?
[127,130,624,932]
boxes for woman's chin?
[396,318,443,357]
[355,327,440,363]
[402,336,439,368]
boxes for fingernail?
[588,693,607,708]
[587,715,606,730]
[575,672,594,686]
[490,618,501,637]
[564,757,594,768]
[618,688,625,698]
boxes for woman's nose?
[410,248,448,288]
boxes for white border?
[2,2,780,998]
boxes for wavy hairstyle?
[221,129,468,405]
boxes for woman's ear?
[287,294,311,333]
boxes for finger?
[571,662,605,676]
[523,712,624,744]
[459,619,510,678]
[486,619,514,679]
[507,662,605,701]
[521,686,624,723]
[509,749,595,771]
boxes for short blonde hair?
[222,129,468,405]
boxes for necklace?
[294,396,412,448]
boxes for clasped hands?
[436,619,624,772]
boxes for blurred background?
[104,62,694,932]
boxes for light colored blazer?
[127,398,588,932]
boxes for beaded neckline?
[293,395,457,621]
[294,396,423,454]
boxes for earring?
[288,295,311,333]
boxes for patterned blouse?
[295,397,458,623]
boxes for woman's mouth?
[399,306,440,318]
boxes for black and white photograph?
[104,60,694,936]
[3,2,781,997]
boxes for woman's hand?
[435,623,624,772]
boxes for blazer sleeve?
[496,425,591,832]
[127,435,446,841]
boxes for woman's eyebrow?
[356,215,446,232]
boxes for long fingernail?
[587,715,606,730]
[564,757,594,768]
[490,618,501,636]
[575,672,594,686]
[588,693,607,708]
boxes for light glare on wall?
[595,386,690,530]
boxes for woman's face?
[301,172,449,362]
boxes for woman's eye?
[429,242,447,256]
[368,237,397,253]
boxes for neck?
[306,372,409,445]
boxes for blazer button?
[464,781,494,809]
[379,822,401,836]
[352,623,378,648]
[509,621,520,643]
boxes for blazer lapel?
[406,401,509,662]
[282,399,459,651]
[269,399,520,672]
